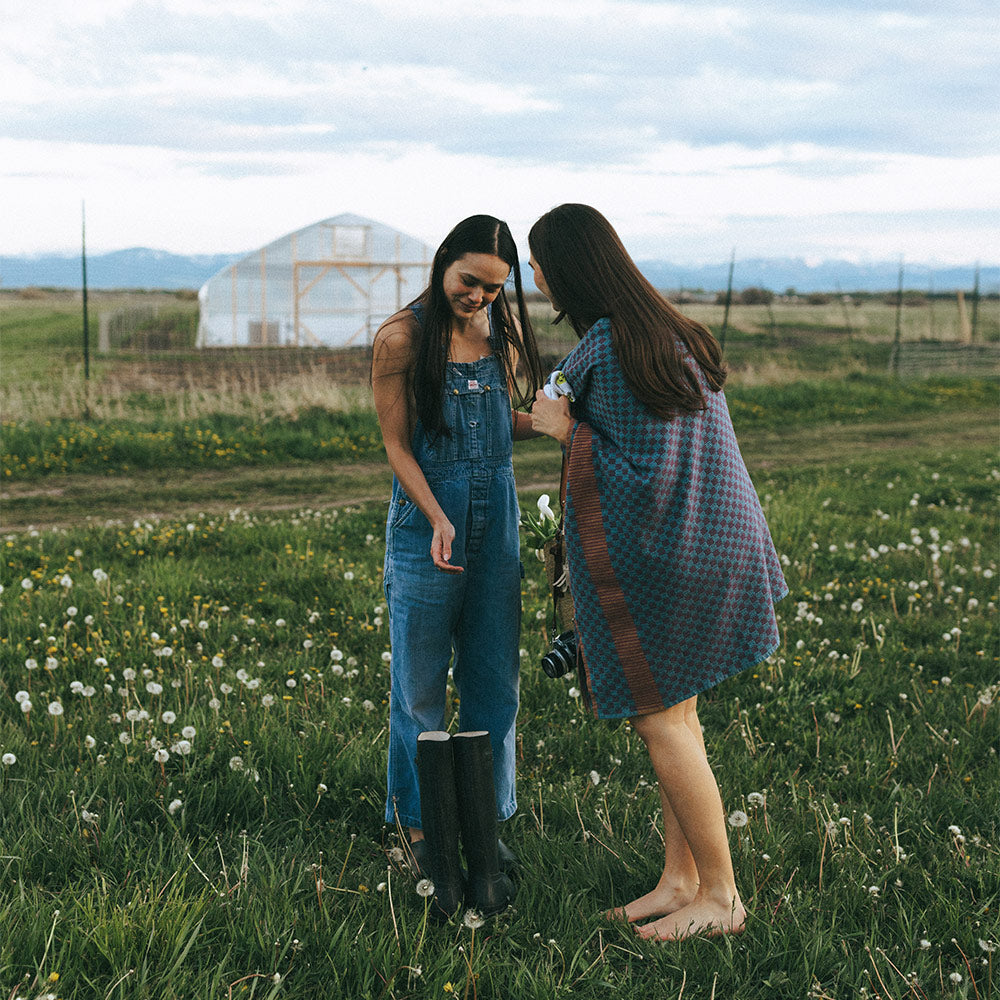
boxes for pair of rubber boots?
[414,730,515,922]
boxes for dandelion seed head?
[728,810,749,828]
[416,878,435,898]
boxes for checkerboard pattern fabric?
[561,318,788,719]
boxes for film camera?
[540,630,577,679]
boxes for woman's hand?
[531,389,574,447]
[431,517,464,574]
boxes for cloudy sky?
[3,0,998,265]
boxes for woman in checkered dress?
[528,204,787,941]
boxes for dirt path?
[1,412,993,531]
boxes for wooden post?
[720,248,735,351]
[956,290,972,343]
[231,263,238,346]
[890,258,904,376]
[970,264,980,342]
[81,202,90,380]
[260,245,268,345]
[836,283,853,342]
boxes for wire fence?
[90,291,1000,382]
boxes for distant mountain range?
[0,249,243,293]
[1,247,996,295]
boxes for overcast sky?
[3,0,998,265]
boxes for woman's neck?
[448,311,492,362]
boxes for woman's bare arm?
[371,312,463,573]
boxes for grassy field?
[0,292,998,998]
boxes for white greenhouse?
[196,213,433,349]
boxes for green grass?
[0,290,997,997]
[1,446,997,999]
[3,376,994,482]
[1,408,385,481]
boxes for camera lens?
[540,630,577,678]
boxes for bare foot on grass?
[605,880,698,924]
[634,893,746,941]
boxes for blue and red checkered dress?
[560,318,788,719]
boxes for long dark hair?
[528,204,726,417]
[412,215,542,438]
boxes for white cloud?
[1,0,997,262]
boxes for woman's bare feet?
[634,891,746,941]
[605,878,698,923]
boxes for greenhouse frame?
[196,213,433,349]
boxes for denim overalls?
[383,305,521,830]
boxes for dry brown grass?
[1,363,370,423]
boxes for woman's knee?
[631,699,693,741]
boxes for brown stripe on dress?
[567,422,662,712]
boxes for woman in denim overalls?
[371,216,542,915]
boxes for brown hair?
[528,204,726,416]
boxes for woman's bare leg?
[628,697,746,940]
[607,699,704,922]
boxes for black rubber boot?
[453,731,515,917]
[416,731,465,921]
